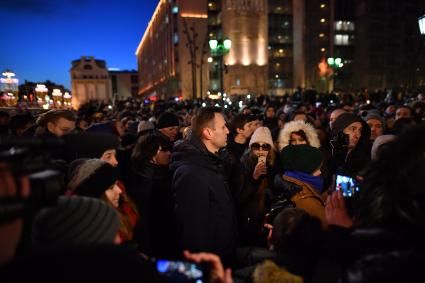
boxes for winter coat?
[231,152,276,247]
[323,116,371,190]
[170,134,238,262]
[126,161,176,257]
[274,175,327,229]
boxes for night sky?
[0,0,158,90]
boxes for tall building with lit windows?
[208,0,268,96]
[136,0,208,100]
[353,0,425,90]
[137,0,425,98]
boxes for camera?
[0,137,65,218]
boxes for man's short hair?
[36,109,76,127]
[191,107,222,138]
[229,114,249,134]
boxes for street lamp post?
[209,39,231,96]
[327,57,343,91]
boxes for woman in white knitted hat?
[231,126,278,247]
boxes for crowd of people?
[0,89,425,282]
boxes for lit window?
[320,18,326,23]
[172,6,178,14]
[335,21,355,31]
[320,3,326,8]
[173,33,179,44]
[236,79,241,86]
[334,34,350,45]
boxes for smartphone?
[258,155,267,164]
[335,174,359,198]
[154,259,205,283]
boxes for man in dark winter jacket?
[170,107,238,265]
[323,113,371,190]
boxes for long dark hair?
[131,131,170,164]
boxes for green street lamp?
[209,38,232,95]
[326,57,344,91]
[327,57,343,68]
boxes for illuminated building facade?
[0,70,19,106]
[136,0,208,100]
[138,0,425,97]
[208,0,268,95]
[70,56,112,109]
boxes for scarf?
[284,170,324,193]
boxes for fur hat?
[157,112,179,129]
[249,127,275,150]
[68,159,118,198]
[277,120,320,151]
[281,144,323,174]
[32,196,120,248]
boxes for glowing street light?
[35,84,48,107]
[327,57,343,69]
[419,15,425,35]
[52,89,63,108]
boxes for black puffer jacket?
[126,161,176,257]
[170,134,238,262]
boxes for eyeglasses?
[251,143,271,150]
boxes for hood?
[277,120,320,151]
[253,260,303,283]
[331,113,371,150]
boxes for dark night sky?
[0,0,158,90]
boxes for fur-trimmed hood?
[277,120,320,151]
[253,260,303,283]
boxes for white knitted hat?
[249,127,275,150]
